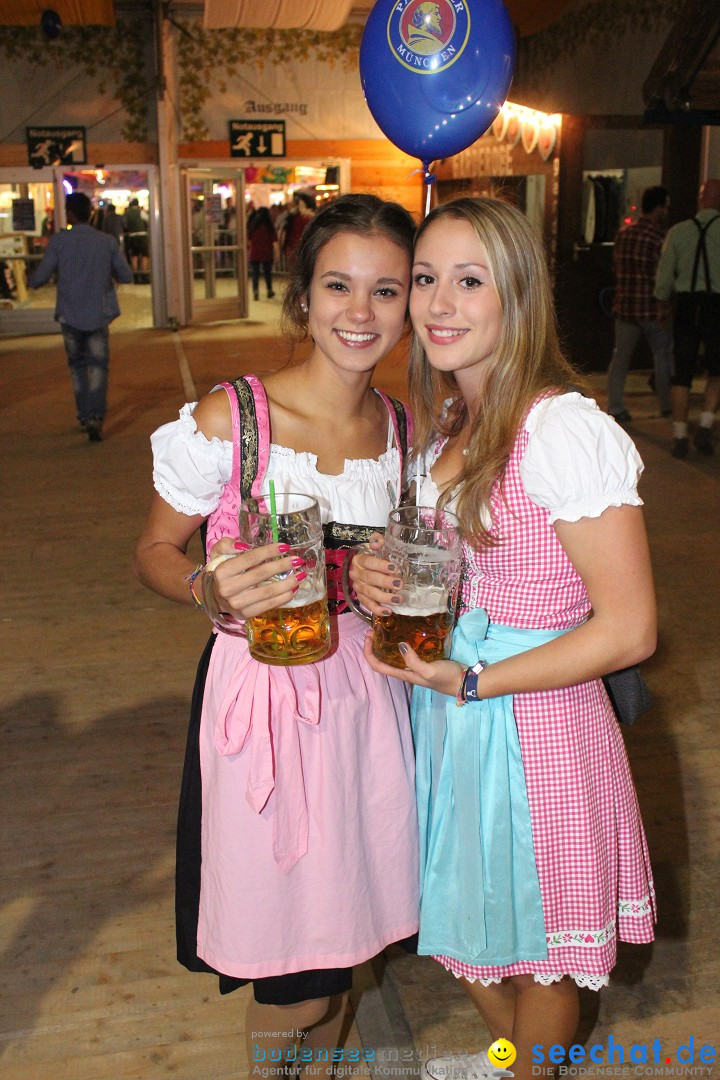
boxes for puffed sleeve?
[151,402,233,516]
[519,393,644,523]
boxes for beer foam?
[387,585,450,617]
[284,585,326,610]
[387,604,448,617]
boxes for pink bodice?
[459,425,591,630]
[205,375,411,613]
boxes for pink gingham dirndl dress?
[419,394,655,990]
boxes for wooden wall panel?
[178,138,425,217]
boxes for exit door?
[183,169,248,323]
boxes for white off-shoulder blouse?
[151,394,401,529]
[418,393,644,524]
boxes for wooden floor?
[1,308,718,1078]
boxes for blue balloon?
[360,0,516,167]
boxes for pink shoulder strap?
[217,374,272,498]
[375,388,414,451]
[243,374,272,497]
[218,381,242,487]
[375,388,413,505]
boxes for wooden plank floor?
[1,310,718,1077]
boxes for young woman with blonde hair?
[351,197,656,1080]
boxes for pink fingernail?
[291,557,305,567]
[277,543,290,553]
[291,584,299,593]
[295,570,307,582]
[234,541,250,551]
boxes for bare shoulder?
[262,368,312,427]
[262,367,297,406]
[192,387,233,442]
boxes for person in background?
[133,195,419,1076]
[351,197,656,1080]
[101,202,125,247]
[281,193,316,271]
[30,191,132,442]
[223,196,237,237]
[122,197,150,283]
[247,205,276,300]
[89,201,105,231]
[655,177,720,457]
[606,185,671,424]
[40,207,54,247]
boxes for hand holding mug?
[361,631,465,696]
[345,507,462,669]
[348,533,400,615]
[205,537,303,621]
[237,492,331,666]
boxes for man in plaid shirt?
[606,185,671,422]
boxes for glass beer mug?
[237,492,331,666]
[344,506,462,669]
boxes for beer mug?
[344,506,462,669]
[238,492,331,666]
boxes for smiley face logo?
[487,1038,517,1069]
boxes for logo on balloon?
[361,0,515,166]
[388,0,470,73]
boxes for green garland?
[176,21,364,142]
[0,0,687,148]
[0,22,150,143]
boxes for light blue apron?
[413,607,569,966]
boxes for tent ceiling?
[0,1,115,25]
[193,0,581,37]
[644,0,720,118]
[0,1,581,37]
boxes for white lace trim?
[445,968,609,992]
[533,972,609,990]
[152,473,220,517]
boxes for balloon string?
[422,164,436,218]
[409,164,436,218]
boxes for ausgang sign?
[229,121,286,159]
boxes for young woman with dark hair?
[135,194,420,1073]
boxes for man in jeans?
[30,192,132,442]
[606,185,672,424]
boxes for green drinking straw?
[268,478,279,542]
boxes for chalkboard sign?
[12,198,36,232]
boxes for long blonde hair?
[409,197,582,546]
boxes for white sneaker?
[421,1052,514,1080]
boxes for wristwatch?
[455,658,488,706]
[463,659,488,701]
